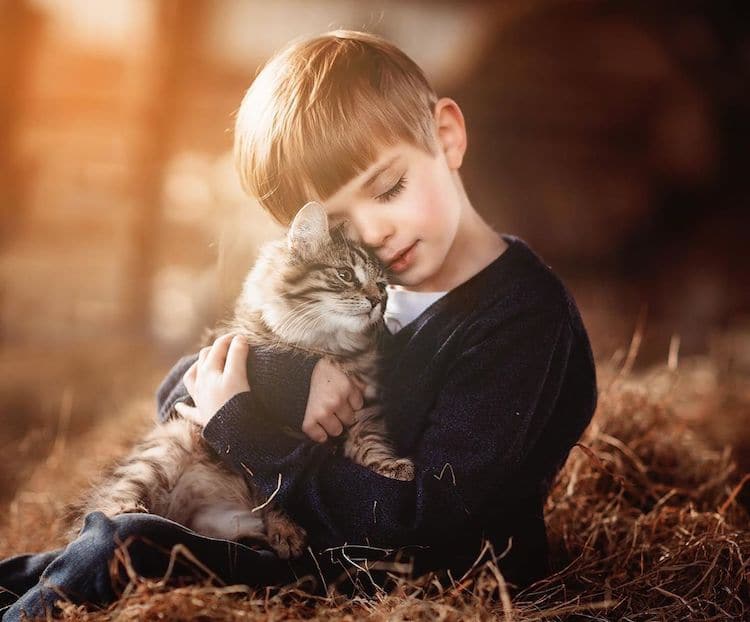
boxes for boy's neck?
[405,179,507,293]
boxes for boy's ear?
[288,201,331,258]
[433,97,467,170]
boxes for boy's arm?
[202,307,595,548]
[155,347,319,424]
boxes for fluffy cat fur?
[71,202,413,558]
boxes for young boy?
[0,30,596,620]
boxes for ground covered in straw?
[1,346,748,620]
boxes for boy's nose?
[350,212,393,250]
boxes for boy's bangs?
[236,31,440,225]
[262,89,436,225]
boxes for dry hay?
[2,347,749,621]
[531,362,749,620]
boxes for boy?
[0,30,596,620]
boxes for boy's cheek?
[412,180,450,225]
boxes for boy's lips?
[386,242,418,272]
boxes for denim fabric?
[0,512,305,621]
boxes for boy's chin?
[388,270,421,289]
[387,273,409,286]
[387,259,428,288]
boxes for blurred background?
[0,1,748,503]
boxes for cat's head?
[244,202,388,351]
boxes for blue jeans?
[0,512,310,621]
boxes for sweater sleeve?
[154,347,319,426]
[155,354,198,422]
[202,307,582,549]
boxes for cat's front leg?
[263,509,307,559]
[344,406,415,481]
[371,457,415,481]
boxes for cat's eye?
[337,268,354,282]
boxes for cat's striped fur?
[72,202,413,558]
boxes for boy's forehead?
[295,141,415,222]
[333,144,407,196]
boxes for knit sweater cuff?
[246,347,320,429]
[202,391,304,468]
[154,347,319,429]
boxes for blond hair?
[234,30,439,225]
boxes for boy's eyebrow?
[361,155,399,190]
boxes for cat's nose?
[366,296,381,309]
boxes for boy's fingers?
[302,421,328,443]
[205,334,234,371]
[198,347,210,365]
[225,335,249,376]
[320,413,344,437]
[175,402,198,420]
[183,361,197,391]
[348,388,364,412]
[337,402,356,427]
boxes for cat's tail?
[66,419,199,540]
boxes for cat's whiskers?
[275,304,329,346]
[271,308,338,357]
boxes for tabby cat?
[72,202,413,559]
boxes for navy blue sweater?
[156,235,597,587]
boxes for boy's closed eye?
[327,173,408,226]
[376,175,407,203]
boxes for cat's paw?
[375,457,415,481]
[266,513,307,559]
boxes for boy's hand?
[175,333,250,427]
[303,358,365,443]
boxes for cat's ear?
[287,201,331,258]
